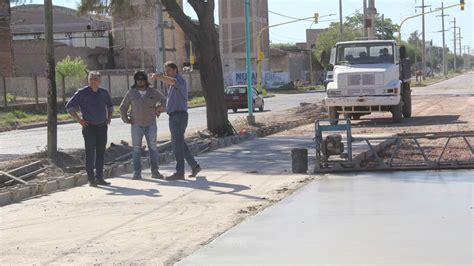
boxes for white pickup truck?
[323,40,412,124]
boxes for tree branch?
[162,0,198,41]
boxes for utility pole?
[451,18,457,70]
[155,0,164,72]
[367,0,377,39]
[140,17,145,69]
[122,25,129,89]
[244,0,255,125]
[339,0,343,41]
[44,0,57,158]
[458,27,462,59]
[415,0,431,80]
[436,2,449,76]
[363,0,367,38]
[381,14,384,38]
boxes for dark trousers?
[82,124,108,181]
[169,111,198,174]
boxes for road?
[0,91,326,161]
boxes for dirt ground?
[2,93,473,186]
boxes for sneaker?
[166,172,185,180]
[188,165,201,178]
[96,179,111,185]
[89,180,97,187]
[132,172,142,180]
[151,170,164,179]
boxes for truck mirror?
[327,64,334,71]
[399,46,407,60]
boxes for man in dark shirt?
[66,71,114,187]
[151,61,201,180]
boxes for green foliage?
[314,12,399,67]
[56,56,88,78]
[5,93,16,103]
[314,22,361,63]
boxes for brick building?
[111,0,187,71]
[10,4,112,76]
[219,0,269,87]
[0,0,14,77]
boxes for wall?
[13,40,110,76]
[0,2,14,77]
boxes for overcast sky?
[12,0,474,53]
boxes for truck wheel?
[352,114,361,120]
[343,113,351,119]
[391,101,403,123]
[402,83,412,118]
[328,106,339,125]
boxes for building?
[219,0,269,87]
[111,0,187,72]
[269,47,311,88]
[306,28,326,49]
[10,4,112,75]
[0,0,14,77]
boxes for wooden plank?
[0,167,47,187]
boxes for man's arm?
[66,90,88,127]
[105,90,114,125]
[119,92,132,124]
[150,73,176,86]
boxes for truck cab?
[323,40,411,124]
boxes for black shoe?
[166,172,185,180]
[96,179,111,185]
[89,181,97,187]
[188,165,201,178]
[151,170,164,179]
[132,172,142,180]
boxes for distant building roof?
[11,4,111,34]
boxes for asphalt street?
[0,91,326,161]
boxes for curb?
[0,133,258,207]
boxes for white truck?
[323,40,412,124]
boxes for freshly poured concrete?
[179,170,473,265]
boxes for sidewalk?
[0,135,315,265]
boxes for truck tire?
[328,106,339,125]
[402,83,412,118]
[391,101,403,123]
[352,114,361,120]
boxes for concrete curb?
[0,132,258,207]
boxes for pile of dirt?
[231,103,327,138]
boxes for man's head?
[88,71,101,88]
[164,61,178,78]
[133,70,149,88]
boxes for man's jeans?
[132,124,159,173]
[169,111,198,174]
[82,124,108,181]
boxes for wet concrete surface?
[179,170,473,265]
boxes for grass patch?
[188,96,206,107]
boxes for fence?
[1,70,203,112]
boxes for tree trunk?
[162,0,233,137]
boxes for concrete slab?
[178,170,473,265]
[0,136,314,265]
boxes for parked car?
[224,85,264,113]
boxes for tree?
[78,0,234,136]
[345,11,399,40]
[315,12,399,67]
[56,56,88,96]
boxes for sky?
[12,0,474,53]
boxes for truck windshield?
[336,43,394,65]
